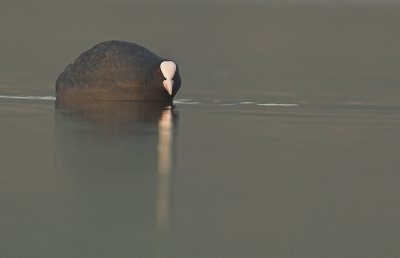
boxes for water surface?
[1,2,400,258]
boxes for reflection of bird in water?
[55,99,174,126]
[56,40,181,102]
[54,100,177,257]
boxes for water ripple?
[174,99,299,107]
[0,95,56,100]
[257,103,299,107]
[0,96,300,107]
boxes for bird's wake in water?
[0,95,56,100]
[0,95,300,107]
[174,99,299,107]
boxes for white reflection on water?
[157,106,173,227]
[156,106,174,258]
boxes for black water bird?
[56,40,181,102]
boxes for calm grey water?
[1,2,400,258]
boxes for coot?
[56,40,181,102]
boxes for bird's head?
[146,60,181,101]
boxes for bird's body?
[56,40,181,102]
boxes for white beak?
[163,79,174,95]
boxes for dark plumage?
[55,40,181,102]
